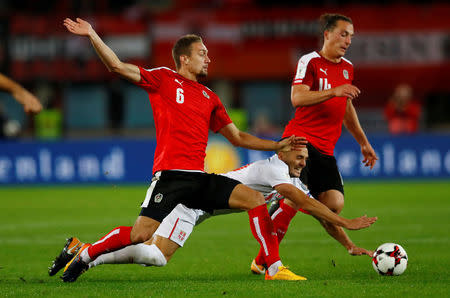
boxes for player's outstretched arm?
[277,184,377,230]
[63,18,141,83]
[291,83,360,107]
[0,73,42,114]
[313,217,374,257]
[343,99,378,169]
[218,123,307,151]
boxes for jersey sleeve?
[134,66,163,91]
[209,96,232,133]
[292,56,315,88]
[258,156,292,188]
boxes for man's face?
[279,148,308,178]
[185,42,211,78]
[324,20,354,58]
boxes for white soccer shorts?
[153,203,205,247]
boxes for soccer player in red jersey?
[58,17,306,282]
[279,14,378,257]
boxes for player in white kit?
[83,148,376,275]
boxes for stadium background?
[0,0,449,184]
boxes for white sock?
[134,244,167,267]
[80,247,92,263]
[268,260,283,276]
[87,243,166,268]
[89,245,138,268]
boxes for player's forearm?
[234,131,279,151]
[0,73,20,95]
[291,89,335,107]
[303,201,349,227]
[343,100,369,146]
[0,74,29,105]
[285,190,349,227]
[88,30,123,73]
[316,218,355,251]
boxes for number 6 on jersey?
[176,88,184,104]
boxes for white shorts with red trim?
[153,203,205,247]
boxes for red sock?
[87,226,132,260]
[272,200,297,243]
[248,204,280,267]
[255,200,297,265]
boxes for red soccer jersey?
[283,51,354,156]
[135,67,232,173]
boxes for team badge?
[178,230,187,241]
[202,90,210,99]
[343,69,349,79]
[154,193,163,203]
[300,182,308,192]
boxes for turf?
[0,181,449,297]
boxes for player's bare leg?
[317,189,344,214]
[131,216,161,243]
[144,234,179,263]
[317,190,373,256]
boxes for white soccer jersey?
[224,154,312,203]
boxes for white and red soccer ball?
[372,243,408,276]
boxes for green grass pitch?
[1,181,449,297]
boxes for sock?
[89,243,167,268]
[133,244,167,267]
[268,260,283,276]
[247,204,280,269]
[89,245,138,268]
[84,226,132,262]
[272,200,297,243]
[255,200,297,266]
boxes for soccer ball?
[372,243,408,276]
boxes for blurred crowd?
[0,0,449,139]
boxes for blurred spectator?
[107,79,124,132]
[33,81,63,139]
[384,84,422,135]
[251,112,280,137]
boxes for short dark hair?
[172,34,203,70]
[319,13,353,38]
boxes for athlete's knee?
[130,217,159,243]
[134,243,168,267]
[130,227,154,243]
[329,195,344,213]
[319,191,344,214]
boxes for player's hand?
[348,246,374,257]
[345,215,377,230]
[333,84,360,100]
[63,17,93,36]
[14,89,43,114]
[277,135,307,152]
[361,143,378,169]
